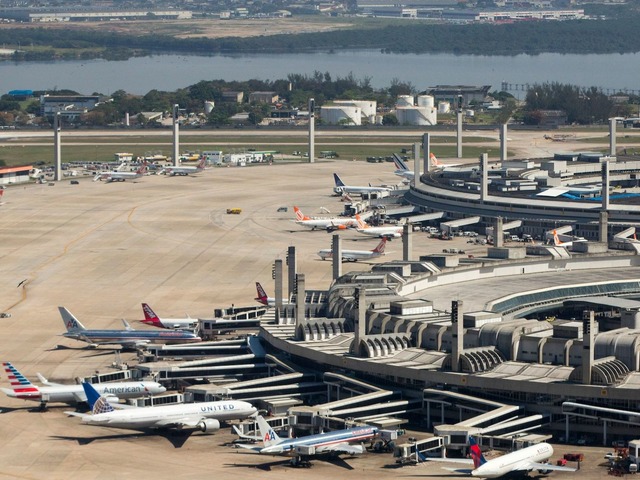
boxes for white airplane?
[293,206,357,231]
[94,162,147,183]
[548,229,587,248]
[162,157,206,176]
[237,415,378,466]
[140,303,197,330]
[1,362,166,408]
[254,282,289,307]
[333,173,392,196]
[392,154,415,180]
[317,237,387,262]
[66,382,257,433]
[355,214,403,238]
[428,437,577,478]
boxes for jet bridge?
[440,216,481,234]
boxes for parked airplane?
[59,307,201,347]
[1,362,166,407]
[355,214,402,238]
[140,303,197,330]
[427,437,576,478]
[550,229,587,248]
[93,162,147,183]
[237,415,378,466]
[293,206,357,231]
[333,174,392,196]
[66,382,257,433]
[255,282,289,307]
[162,157,206,176]
[393,153,460,179]
[317,237,387,262]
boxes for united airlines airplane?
[67,383,256,434]
[1,362,165,408]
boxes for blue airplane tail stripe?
[333,173,345,187]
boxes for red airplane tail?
[372,237,387,254]
[141,303,163,327]
[255,282,269,305]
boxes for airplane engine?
[197,418,220,434]
[105,395,121,404]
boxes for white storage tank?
[320,105,362,126]
[395,106,437,126]
[204,101,215,114]
[396,95,414,107]
[416,95,435,108]
[438,101,451,114]
[334,100,376,120]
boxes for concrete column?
[494,216,504,248]
[601,160,610,211]
[332,234,342,280]
[413,142,421,188]
[422,132,431,174]
[308,98,315,164]
[402,224,412,261]
[456,95,463,159]
[172,104,180,167]
[480,153,488,201]
[274,259,283,323]
[287,246,297,299]
[582,311,595,385]
[54,112,62,182]
[500,124,508,162]
[124,112,130,127]
[451,300,463,372]
[609,117,616,157]
[353,286,367,355]
[599,211,608,244]
[295,273,305,327]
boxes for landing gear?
[290,456,312,468]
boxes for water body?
[0,50,638,96]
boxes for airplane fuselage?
[83,400,256,429]
[356,227,402,238]
[3,381,166,404]
[317,249,382,261]
[260,426,378,455]
[471,443,554,478]
[64,328,201,346]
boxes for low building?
[40,94,103,122]
[0,165,32,185]
[249,92,279,104]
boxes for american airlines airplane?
[317,237,387,262]
[140,303,197,330]
[428,437,577,478]
[254,282,289,307]
[162,157,206,176]
[332,173,392,195]
[93,162,147,183]
[67,382,257,433]
[237,415,378,466]
[1,362,166,408]
[354,214,403,238]
[59,307,201,347]
[293,206,357,231]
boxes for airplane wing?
[316,443,365,455]
[154,416,201,428]
[65,411,89,418]
[442,467,474,475]
[234,443,264,453]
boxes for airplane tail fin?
[256,415,281,448]
[82,382,115,414]
[2,362,40,398]
[373,237,387,254]
[333,173,346,187]
[141,303,163,327]
[293,206,309,221]
[136,162,148,175]
[197,157,206,169]
[469,437,487,468]
[255,282,269,305]
[355,214,367,230]
[430,152,441,166]
[392,154,408,171]
[553,229,562,246]
[59,307,87,332]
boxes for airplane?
[140,303,198,330]
[254,282,290,307]
[59,306,201,348]
[162,157,206,176]
[66,382,257,433]
[427,437,577,478]
[392,153,458,179]
[354,214,403,238]
[332,173,392,196]
[93,162,147,183]
[1,361,166,408]
[237,415,379,466]
[293,206,357,231]
[549,229,587,248]
[317,237,387,262]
